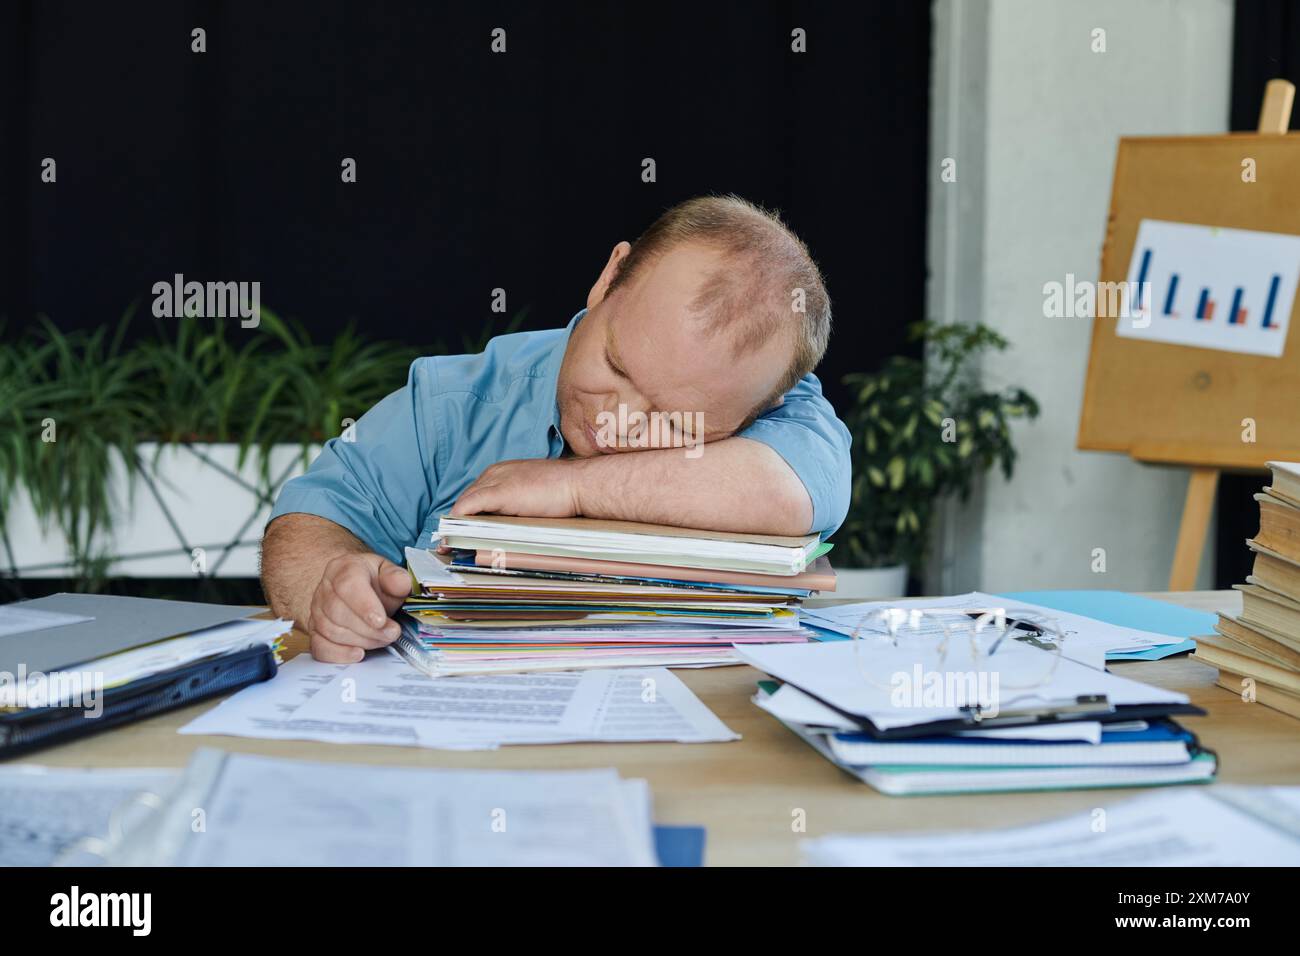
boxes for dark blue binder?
[0,644,277,758]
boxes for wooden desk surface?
[15,590,1300,866]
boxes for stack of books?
[394,515,836,676]
[1196,460,1300,720]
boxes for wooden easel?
[1078,79,1300,590]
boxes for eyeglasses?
[848,605,1068,699]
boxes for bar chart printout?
[1117,219,1300,358]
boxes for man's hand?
[307,552,413,663]
[450,458,585,518]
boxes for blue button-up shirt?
[269,309,852,563]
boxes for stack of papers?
[395,514,836,676]
[802,787,1300,865]
[12,751,662,867]
[180,652,739,749]
[741,639,1214,796]
[438,514,828,575]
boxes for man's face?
[556,241,789,458]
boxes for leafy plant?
[0,314,158,586]
[0,305,532,586]
[839,321,1039,570]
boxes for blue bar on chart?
[1135,248,1152,313]
[1262,274,1281,329]
[1195,288,1210,320]
[1229,287,1245,325]
[1162,274,1179,316]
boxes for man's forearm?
[261,513,373,627]
[571,437,813,535]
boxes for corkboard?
[1077,132,1300,470]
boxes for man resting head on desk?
[261,194,852,662]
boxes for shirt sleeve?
[738,372,852,538]
[267,361,437,564]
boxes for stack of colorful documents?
[394,515,836,676]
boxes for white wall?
[927,0,1234,594]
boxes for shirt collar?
[539,308,587,451]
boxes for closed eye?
[605,347,629,379]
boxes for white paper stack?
[6,752,661,867]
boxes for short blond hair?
[607,194,831,418]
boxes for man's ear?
[587,241,632,308]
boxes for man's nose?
[599,393,647,442]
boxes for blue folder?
[997,589,1213,660]
[653,825,706,867]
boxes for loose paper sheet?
[801,591,1184,663]
[137,751,657,867]
[803,787,1300,866]
[182,654,737,748]
[0,767,177,866]
[177,655,454,748]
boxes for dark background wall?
[0,0,933,418]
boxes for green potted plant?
[836,321,1039,598]
[0,309,437,585]
[1,306,531,586]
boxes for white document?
[735,639,1188,731]
[951,722,1103,744]
[178,655,491,749]
[803,787,1300,866]
[289,656,738,745]
[0,767,177,866]
[118,750,657,867]
[0,606,92,638]
[1115,219,1299,358]
[756,682,860,731]
[184,654,737,748]
[802,591,1184,663]
[405,545,464,585]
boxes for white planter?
[831,565,909,601]
[2,442,318,578]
